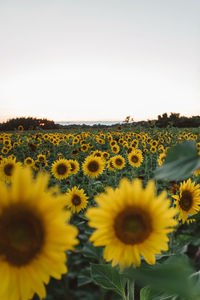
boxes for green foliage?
[123,255,200,300]
[154,141,200,180]
[90,263,127,299]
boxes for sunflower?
[150,146,157,153]
[1,147,9,155]
[157,153,166,166]
[17,124,24,132]
[24,157,34,167]
[81,144,89,152]
[172,178,200,223]
[65,186,88,213]
[112,155,126,170]
[86,178,177,269]
[111,144,120,154]
[68,159,80,175]
[82,155,105,178]
[193,168,200,176]
[128,150,143,168]
[0,167,78,300]
[51,158,71,180]
[107,158,116,172]
[0,157,22,183]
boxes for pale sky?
[0,0,200,122]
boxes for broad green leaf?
[90,263,127,298]
[165,141,198,163]
[154,141,200,180]
[140,285,174,300]
[123,255,200,300]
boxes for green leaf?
[123,255,200,300]
[154,141,200,180]
[90,263,127,298]
[140,285,174,300]
[82,242,103,260]
[77,268,93,287]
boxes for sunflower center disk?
[4,163,14,176]
[116,159,122,166]
[179,190,193,211]
[57,163,67,175]
[88,161,99,172]
[0,205,44,266]
[131,156,139,163]
[72,195,81,206]
[114,208,152,245]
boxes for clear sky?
[0,0,200,122]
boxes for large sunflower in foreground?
[0,167,78,300]
[51,158,71,180]
[86,178,177,269]
[65,186,88,213]
[0,156,22,183]
[172,178,200,223]
[82,155,105,178]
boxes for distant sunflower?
[1,147,9,155]
[128,150,143,168]
[17,125,24,132]
[86,178,177,269]
[102,151,110,160]
[24,157,34,167]
[111,144,120,154]
[112,155,126,170]
[0,157,21,183]
[150,146,157,153]
[0,167,78,300]
[51,159,71,180]
[157,153,166,166]
[68,159,80,175]
[65,186,88,213]
[82,155,105,178]
[194,168,200,176]
[107,158,116,172]
[81,144,89,152]
[172,178,200,223]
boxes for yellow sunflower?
[0,157,22,183]
[86,178,177,269]
[0,167,78,300]
[107,158,116,172]
[128,150,143,168]
[82,155,105,178]
[112,155,126,170]
[17,124,24,132]
[111,144,120,154]
[157,153,166,166]
[65,186,88,213]
[68,159,80,175]
[172,178,200,223]
[51,158,71,180]
[24,157,34,167]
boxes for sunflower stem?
[127,280,135,300]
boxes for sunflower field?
[0,125,200,300]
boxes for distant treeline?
[0,117,61,131]
[154,113,200,128]
[125,113,200,128]
[0,113,200,131]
